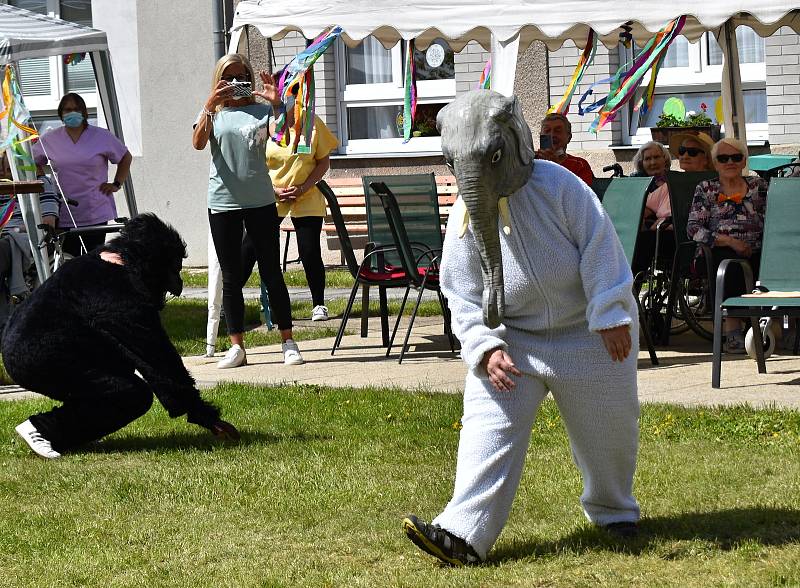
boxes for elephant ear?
[487,95,534,167]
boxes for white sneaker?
[217,344,247,369]
[282,339,305,365]
[311,305,329,322]
[15,420,61,459]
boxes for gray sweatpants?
[433,341,640,560]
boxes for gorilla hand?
[186,400,240,441]
[208,419,241,441]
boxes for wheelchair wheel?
[638,271,690,340]
[744,321,780,360]
[676,276,714,341]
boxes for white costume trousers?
[433,360,640,560]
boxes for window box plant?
[649,102,721,145]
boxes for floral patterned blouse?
[686,176,767,250]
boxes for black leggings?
[242,215,325,307]
[703,246,761,298]
[29,368,154,452]
[208,205,293,333]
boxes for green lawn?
[181,267,355,289]
[1,387,798,587]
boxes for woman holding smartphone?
[192,53,304,369]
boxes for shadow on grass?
[72,429,333,455]
[490,507,800,563]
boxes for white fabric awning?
[232,0,800,50]
[0,4,108,64]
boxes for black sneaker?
[603,521,639,539]
[402,514,481,566]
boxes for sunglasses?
[221,73,251,82]
[716,153,745,164]
[678,146,705,157]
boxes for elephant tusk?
[498,197,512,235]
[451,198,470,238]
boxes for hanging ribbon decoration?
[63,52,86,66]
[272,26,342,153]
[402,39,418,143]
[478,58,491,90]
[0,64,38,173]
[580,16,686,133]
[548,30,597,115]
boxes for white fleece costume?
[433,159,640,560]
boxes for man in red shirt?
[536,113,594,187]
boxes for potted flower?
[650,101,722,145]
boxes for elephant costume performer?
[403,90,640,566]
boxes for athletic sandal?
[402,514,481,566]
[15,420,61,459]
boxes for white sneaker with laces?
[282,339,305,365]
[311,305,329,322]
[15,420,61,459]
[217,344,247,369]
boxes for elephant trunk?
[455,163,505,328]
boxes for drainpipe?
[212,0,235,58]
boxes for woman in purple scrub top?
[32,92,132,257]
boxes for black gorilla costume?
[2,213,238,454]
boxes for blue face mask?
[62,111,84,128]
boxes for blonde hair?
[210,53,256,111]
[711,138,748,165]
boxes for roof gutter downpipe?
[212,0,234,59]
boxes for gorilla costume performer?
[3,213,238,459]
[403,91,640,565]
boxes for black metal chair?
[368,181,456,363]
[318,180,412,355]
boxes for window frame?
[334,38,455,155]
[621,31,767,146]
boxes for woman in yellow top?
[242,87,339,321]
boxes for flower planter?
[650,125,721,146]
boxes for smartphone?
[228,80,253,98]
[539,134,553,150]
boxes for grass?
[0,387,798,587]
[163,297,444,357]
[181,267,355,289]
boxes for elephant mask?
[436,89,535,328]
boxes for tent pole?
[91,50,137,217]
[720,20,747,143]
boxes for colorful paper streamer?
[478,58,491,90]
[0,65,38,173]
[272,26,342,154]
[402,39,418,143]
[548,30,596,115]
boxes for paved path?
[182,316,800,410]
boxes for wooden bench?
[280,175,458,270]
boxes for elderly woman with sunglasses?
[631,133,714,277]
[687,138,767,353]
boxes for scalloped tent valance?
[231,0,800,51]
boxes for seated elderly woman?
[687,138,767,353]
[631,140,671,189]
[631,132,714,277]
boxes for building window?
[624,27,767,144]
[336,36,455,154]
[8,0,96,113]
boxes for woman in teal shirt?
[193,53,303,369]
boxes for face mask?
[62,112,84,128]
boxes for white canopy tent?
[230,0,800,144]
[0,4,136,283]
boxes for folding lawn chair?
[600,176,659,365]
[712,177,800,388]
